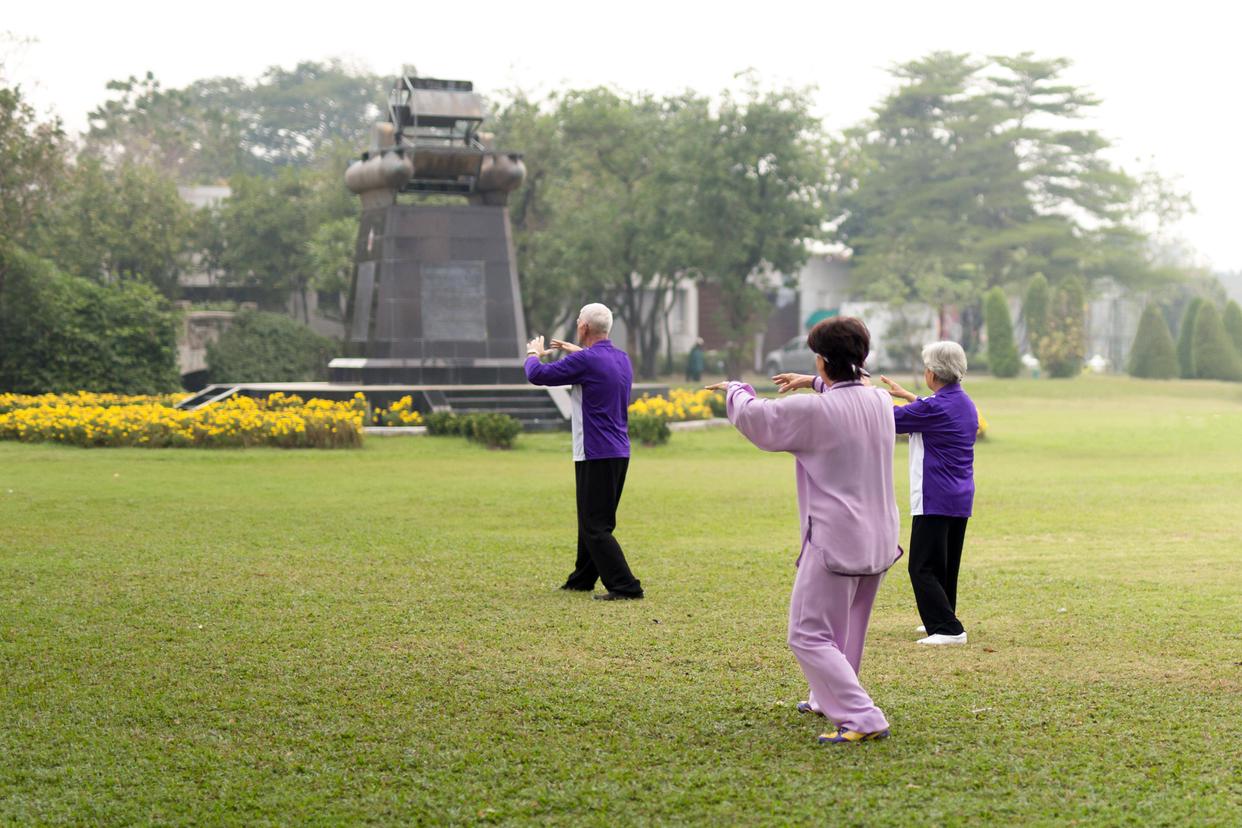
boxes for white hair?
[578,303,613,336]
[922,341,968,384]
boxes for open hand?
[550,338,582,353]
[772,373,815,394]
[878,375,917,402]
[704,381,730,392]
[526,335,549,358]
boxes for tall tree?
[489,92,579,339]
[189,60,384,170]
[837,52,1167,350]
[218,170,318,316]
[34,157,194,296]
[0,85,66,250]
[84,72,251,182]
[695,78,830,377]
[538,88,711,378]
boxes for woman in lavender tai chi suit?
[709,316,901,744]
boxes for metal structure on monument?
[178,76,572,428]
[333,76,530,385]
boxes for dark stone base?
[328,359,527,385]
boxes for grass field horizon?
[3,376,1240,825]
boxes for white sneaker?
[915,625,926,633]
[917,632,967,646]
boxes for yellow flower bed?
[628,387,717,422]
[0,392,364,448]
[371,395,425,427]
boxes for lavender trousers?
[788,543,890,733]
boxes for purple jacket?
[892,383,977,517]
[727,380,901,576]
[525,340,631,461]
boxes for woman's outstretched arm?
[707,381,816,453]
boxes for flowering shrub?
[627,388,716,422]
[628,413,671,446]
[0,392,364,448]
[371,396,425,427]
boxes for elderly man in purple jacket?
[880,341,978,646]
[525,303,643,601]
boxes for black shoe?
[593,591,643,601]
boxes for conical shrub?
[1127,304,1178,379]
[985,287,1020,377]
[1191,303,1242,382]
[1177,298,1203,378]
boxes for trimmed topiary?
[1176,297,1204,379]
[1127,304,1178,379]
[1190,303,1242,382]
[984,287,1020,378]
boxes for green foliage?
[694,79,831,377]
[205,310,336,383]
[84,71,252,182]
[1023,274,1050,356]
[307,216,357,298]
[835,53,1179,351]
[0,244,180,394]
[1222,300,1242,355]
[489,94,578,340]
[492,81,828,379]
[217,171,319,314]
[1039,277,1086,378]
[425,411,521,449]
[627,412,671,446]
[85,63,384,180]
[34,157,193,296]
[1176,298,1204,378]
[462,413,523,449]
[1189,303,1242,382]
[1127,304,1179,379]
[425,411,464,436]
[983,288,1020,377]
[0,85,66,250]
[188,60,384,170]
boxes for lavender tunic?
[726,380,901,576]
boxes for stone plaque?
[422,261,486,340]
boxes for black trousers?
[563,458,643,596]
[908,515,969,636]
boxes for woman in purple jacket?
[710,317,900,744]
[879,341,978,646]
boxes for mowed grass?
[1,377,1240,826]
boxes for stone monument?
[330,76,529,385]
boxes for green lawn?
[2,377,1240,825]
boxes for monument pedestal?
[330,202,528,385]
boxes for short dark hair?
[806,317,870,382]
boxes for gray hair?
[579,303,613,336]
[922,341,968,384]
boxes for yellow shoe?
[818,726,890,744]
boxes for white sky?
[6,0,1240,271]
